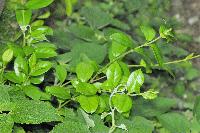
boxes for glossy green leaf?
[11,100,61,124]
[25,0,54,9]
[23,46,34,56]
[45,86,71,100]
[4,71,26,84]
[77,95,99,114]
[55,65,67,84]
[35,47,57,58]
[109,41,127,60]
[28,53,37,68]
[76,82,98,96]
[30,75,44,84]
[38,11,51,19]
[0,114,14,133]
[158,113,190,133]
[140,25,156,41]
[96,96,107,114]
[150,44,164,67]
[30,61,52,76]
[15,10,32,26]
[76,62,94,82]
[2,49,13,64]
[14,56,28,75]
[127,69,144,94]
[112,94,132,113]
[22,85,42,100]
[106,62,122,87]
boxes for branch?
[90,36,162,83]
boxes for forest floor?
[171,0,200,68]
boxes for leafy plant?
[0,0,200,133]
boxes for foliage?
[0,0,199,133]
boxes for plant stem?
[57,100,71,110]
[128,54,200,68]
[90,36,162,83]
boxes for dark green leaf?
[11,100,61,124]
[158,113,190,133]
[150,44,164,67]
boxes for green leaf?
[95,96,107,114]
[23,46,34,56]
[45,86,71,100]
[106,62,122,87]
[140,25,156,41]
[30,61,52,76]
[127,69,144,94]
[30,75,44,84]
[14,56,29,75]
[55,65,67,84]
[0,85,10,104]
[4,71,26,84]
[51,118,89,133]
[157,113,190,133]
[35,47,57,58]
[0,114,14,133]
[25,0,54,9]
[2,49,13,64]
[11,100,61,124]
[22,85,42,100]
[110,32,133,47]
[109,41,127,60]
[141,90,159,100]
[194,96,200,123]
[76,82,98,96]
[28,53,37,68]
[116,116,154,133]
[159,25,173,39]
[77,95,99,114]
[76,62,94,82]
[65,0,72,16]
[81,7,112,29]
[150,44,164,67]
[90,115,109,132]
[112,94,132,113]
[15,10,32,26]
[38,11,51,19]
[68,24,95,41]
[66,41,107,70]
[132,97,177,118]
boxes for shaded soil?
[171,0,200,68]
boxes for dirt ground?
[171,0,200,68]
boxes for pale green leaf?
[55,65,67,84]
[76,62,94,82]
[112,94,132,113]
[45,86,71,100]
[127,69,144,94]
[15,10,32,26]
[77,95,99,114]
[140,25,156,41]
[76,82,98,96]
[2,49,13,64]
[25,0,54,9]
